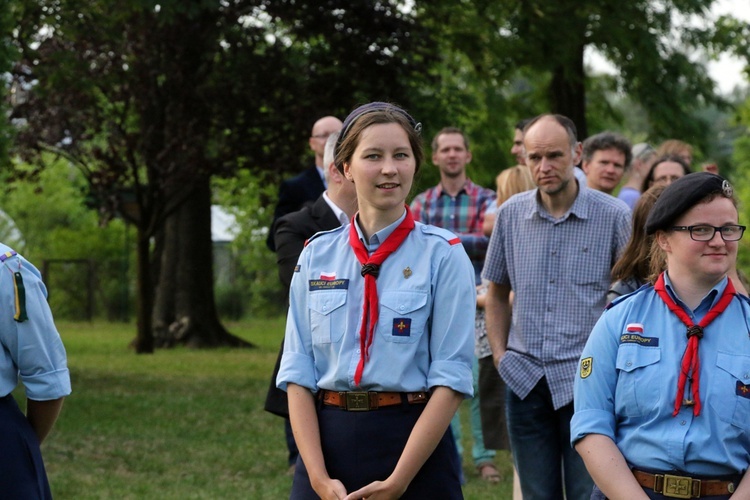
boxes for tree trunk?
[152,177,253,348]
[549,42,588,140]
[132,226,155,353]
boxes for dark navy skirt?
[290,398,463,499]
[0,393,53,499]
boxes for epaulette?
[605,283,651,310]
[0,250,27,322]
[419,225,461,245]
[304,225,346,247]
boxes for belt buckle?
[663,474,698,499]
[345,392,370,411]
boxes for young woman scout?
[277,102,475,499]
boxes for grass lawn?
[32,319,513,499]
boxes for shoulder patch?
[0,250,18,263]
[419,224,461,244]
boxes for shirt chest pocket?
[379,290,429,344]
[308,291,347,344]
[615,345,661,418]
[711,352,750,432]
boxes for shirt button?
[626,362,632,367]
[322,306,328,311]
[399,305,405,311]
[356,349,361,353]
[680,420,686,426]
[550,279,555,284]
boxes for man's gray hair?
[323,131,340,184]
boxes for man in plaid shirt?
[411,127,498,482]
[410,127,496,283]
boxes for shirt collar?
[354,209,407,252]
[436,178,474,197]
[663,271,727,314]
[527,178,588,221]
[322,191,349,226]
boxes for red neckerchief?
[654,272,735,416]
[348,206,415,386]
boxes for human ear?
[656,231,671,253]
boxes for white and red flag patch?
[319,272,336,281]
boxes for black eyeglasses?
[670,224,746,242]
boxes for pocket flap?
[380,290,428,315]
[616,344,661,373]
[716,351,750,382]
[309,291,347,316]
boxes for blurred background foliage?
[0,0,749,323]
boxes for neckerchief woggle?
[348,206,415,386]
[654,272,735,416]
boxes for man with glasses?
[483,114,631,500]
[266,115,342,251]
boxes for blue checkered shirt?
[482,185,631,409]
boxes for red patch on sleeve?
[448,237,460,245]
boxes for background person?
[581,131,632,195]
[607,185,666,304]
[0,245,71,499]
[266,115,342,251]
[264,131,357,475]
[483,114,631,500]
[410,126,498,483]
[573,172,750,499]
[641,154,692,192]
[277,102,475,499]
[617,142,656,210]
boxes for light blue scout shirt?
[277,211,476,398]
[571,273,750,476]
[0,245,71,400]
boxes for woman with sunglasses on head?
[572,172,750,499]
[277,102,475,500]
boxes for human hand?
[343,477,407,500]
[492,348,506,370]
[311,477,348,500]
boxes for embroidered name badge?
[580,357,592,379]
[308,279,349,291]
[392,318,411,337]
[737,381,750,399]
[620,334,659,347]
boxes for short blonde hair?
[495,165,535,206]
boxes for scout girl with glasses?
[572,172,750,499]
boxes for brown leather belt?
[632,469,737,498]
[319,390,429,411]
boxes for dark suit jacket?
[264,195,341,417]
[266,166,326,251]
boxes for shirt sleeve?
[426,242,476,398]
[276,245,318,392]
[0,256,71,401]
[571,309,620,446]
[481,204,509,286]
[612,208,632,265]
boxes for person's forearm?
[26,397,64,444]
[387,386,463,494]
[575,434,648,500]
[287,385,327,482]
[485,282,511,368]
[732,467,750,497]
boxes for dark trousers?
[0,394,52,500]
[290,399,463,499]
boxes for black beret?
[645,172,734,235]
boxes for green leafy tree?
[9,0,432,351]
[417,0,750,150]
